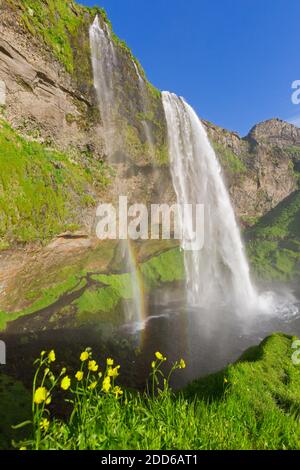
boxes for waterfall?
[90,16,145,325]
[162,92,258,313]
[89,15,118,153]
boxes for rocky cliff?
[0,0,174,232]
[0,0,299,248]
[206,119,300,224]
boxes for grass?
[4,333,300,450]
[0,118,111,247]
[141,247,184,288]
[0,374,31,450]
[247,191,300,280]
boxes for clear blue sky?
[81,0,300,136]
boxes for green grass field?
[2,333,299,450]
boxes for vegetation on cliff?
[6,0,103,79]
[0,117,111,249]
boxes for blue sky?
[81,0,300,136]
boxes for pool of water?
[121,283,300,388]
[2,279,300,392]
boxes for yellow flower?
[151,361,156,369]
[34,387,48,405]
[98,372,103,378]
[107,358,114,366]
[88,381,97,390]
[113,386,123,398]
[108,366,120,378]
[102,376,111,393]
[40,351,46,357]
[75,371,84,382]
[179,359,186,369]
[80,351,89,362]
[40,418,50,433]
[46,396,52,405]
[224,377,228,384]
[48,350,56,363]
[20,447,27,451]
[155,352,166,361]
[61,376,71,391]
[88,360,99,372]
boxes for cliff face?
[0,0,299,335]
[0,1,102,155]
[206,119,299,223]
[0,0,175,219]
[0,0,299,247]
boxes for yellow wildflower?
[107,358,114,366]
[46,396,52,405]
[88,381,97,390]
[155,352,166,361]
[20,447,27,451]
[75,371,84,382]
[108,366,120,378]
[88,360,99,372]
[102,376,111,393]
[40,418,50,433]
[151,361,156,369]
[113,386,123,398]
[61,376,71,391]
[48,350,56,363]
[179,359,186,369]
[34,387,48,405]
[80,351,89,362]
[224,377,228,384]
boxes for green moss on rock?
[212,140,247,176]
[0,118,111,247]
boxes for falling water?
[89,15,119,152]
[162,92,258,313]
[90,16,145,325]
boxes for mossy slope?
[183,333,300,449]
[247,191,300,280]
